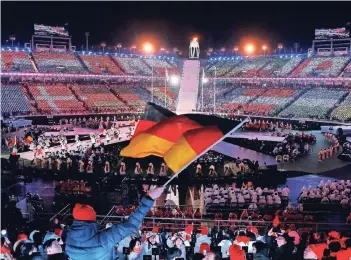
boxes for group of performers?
[130,162,168,177]
[318,133,341,162]
[243,119,293,132]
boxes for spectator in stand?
[43,237,67,260]
[65,187,164,260]
[194,227,211,254]
[2,201,25,242]
[142,229,160,256]
[166,247,182,260]
[166,233,188,259]
[203,251,221,260]
[252,241,270,260]
[1,236,13,259]
[128,238,142,260]
[117,231,140,260]
[14,239,43,260]
[272,233,295,260]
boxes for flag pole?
[164,69,167,107]
[162,117,249,187]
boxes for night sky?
[2,1,351,53]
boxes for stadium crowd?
[2,191,351,260]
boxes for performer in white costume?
[90,133,96,147]
[189,37,200,59]
[146,163,154,176]
[159,163,167,177]
[75,135,81,149]
[119,162,126,176]
[105,130,111,144]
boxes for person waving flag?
[121,103,247,174]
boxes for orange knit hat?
[199,243,211,254]
[17,233,28,241]
[200,226,209,235]
[73,203,96,221]
[229,244,245,260]
[151,226,159,233]
[307,243,327,260]
[54,228,63,237]
[273,216,280,227]
[185,224,193,234]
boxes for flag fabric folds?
[8,136,16,148]
[120,103,239,173]
[25,136,33,144]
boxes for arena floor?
[2,127,351,218]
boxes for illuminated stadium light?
[170,75,180,86]
[244,44,255,54]
[262,45,267,50]
[143,43,154,53]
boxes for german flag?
[120,103,242,173]
[7,136,16,148]
[25,136,33,144]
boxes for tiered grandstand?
[1,48,351,120]
[290,56,350,78]
[205,56,306,78]
[279,88,349,119]
[330,90,351,121]
[79,55,124,75]
[31,51,86,73]
[114,57,153,75]
[27,83,85,113]
[70,84,126,111]
[1,84,33,114]
[1,50,36,72]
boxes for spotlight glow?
[245,43,255,54]
[143,43,153,53]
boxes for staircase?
[327,90,350,118]
[140,59,155,75]
[109,87,129,106]
[176,59,201,114]
[67,84,88,111]
[277,87,310,117]
[109,56,126,74]
[75,53,91,73]
[22,84,39,112]
[222,61,242,76]
[246,88,269,105]
[28,53,39,73]
[275,87,309,116]
[337,58,351,77]
[289,58,312,78]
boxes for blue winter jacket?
[65,197,154,260]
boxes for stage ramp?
[176,59,200,114]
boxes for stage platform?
[212,141,278,166]
[229,131,285,142]
[42,127,101,137]
[3,118,32,128]
[18,126,133,161]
